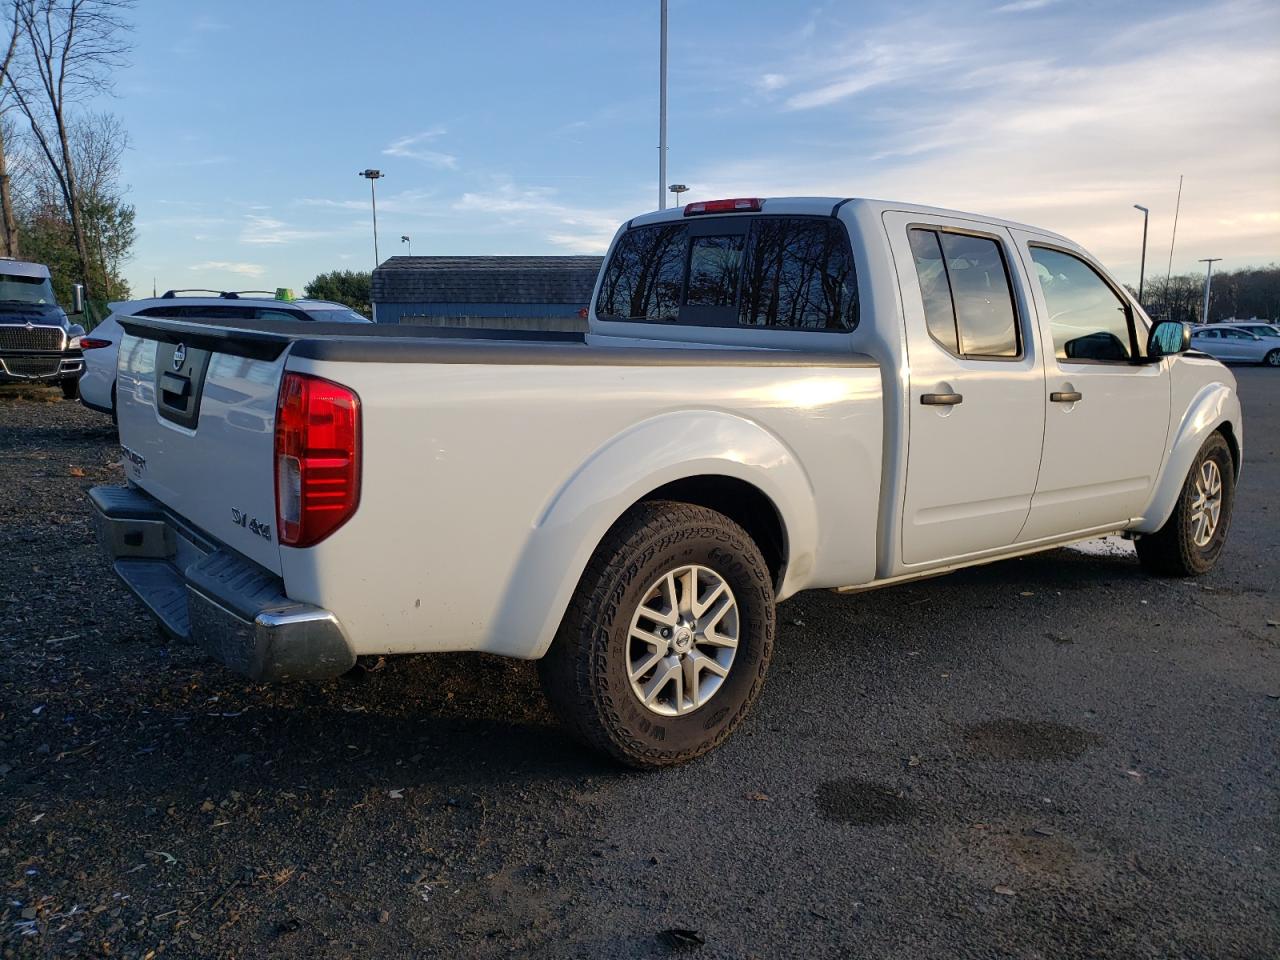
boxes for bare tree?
[9,0,133,297]
[0,4,23,256]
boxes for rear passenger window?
[596,223,688,323]
[739,218,857,330]
[908,228,1020,359]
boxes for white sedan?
[1190,325,1280,366]
[79,293,370,419]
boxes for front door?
[1012,235,1171,541]
[884,211,1047,566]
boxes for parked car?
[0,259,87,398]
[89,197,1241,768]
[1190,324,1280,366]
[1222,320,1280,345]
[79,290,371,419]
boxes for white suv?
[79,290,371,419]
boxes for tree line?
[0,0,134,316]
[1135,264,1280,325]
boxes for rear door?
[1012,237,1170,540]
[883,211,1046,566]
[115,320,288,574]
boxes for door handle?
[1050,391,1082,403]
[921,393,963,406]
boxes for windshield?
[0,273,56,305]
[305,307,371,323]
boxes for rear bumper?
[88,484,356,681]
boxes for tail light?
[77,337,113,350]
[274,372,361,547]
[684,198,763,216]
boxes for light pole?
[658,0,668,210]
[669,183,688,208]
[401,235,411,257]
[1133,204,1149,303]
[1199,257,1221,324]
[358,169,384,268]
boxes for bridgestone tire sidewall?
[600,520,774,761]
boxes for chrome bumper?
[88,485,355,681]
[0,355,82,382]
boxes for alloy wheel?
[627,564,739,717]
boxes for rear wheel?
[60,378,79,400]
[1136,432,1234,576]
[538,500,776,768]
[1265,349,1280,367]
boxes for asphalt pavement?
[1,368,1276,959]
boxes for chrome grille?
[2,357,61,377]
[0,325,65,351]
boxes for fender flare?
[1135,380,1242,534]
[487,409,819,660]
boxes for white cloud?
[297,188,445,217]
[782,40,963,110]
[382,129,458,169]
[756,73,787,93]
[454,181,624,253]
[239,214,357,245]
[995,0,1057,13]
[695,1,1280,280]
[189,260,265,278]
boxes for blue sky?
[112,0,1278,296]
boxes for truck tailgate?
[115,321,286,575]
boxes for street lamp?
[1199,258,1222,324]
[401,235,411,257]
[1133,204,1149,303]
[669,183,688,208]
[358,169,384,268]
[657,0,668,210]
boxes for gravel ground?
[1,371,1277,960]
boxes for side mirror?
[71,283,85,316]
[1148,320,1191,358]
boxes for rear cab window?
[596,214,858,331]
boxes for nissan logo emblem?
[172,343,187,370]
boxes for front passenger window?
[1030,247,1136,362]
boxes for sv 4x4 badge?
[231,508,272,542]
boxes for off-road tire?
[538,500,776,768]
[60,378,79,400]
[1136,432,1234,577]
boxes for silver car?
[1190,324,1280,366]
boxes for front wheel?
[1265,349,1280,367]
[1136,432,1234,577]
[60,378,79,400]
[538,500,776,768]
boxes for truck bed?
[116,314,870,367]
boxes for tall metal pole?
[370,177,380,266]
[1133,204,1149,302]
[358,169,384,269]
[1199,257,1221,324]
[1165,174,1183,290]
[658,0,667,211]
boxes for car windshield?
[0,272,56,305]
[305,307,370,323]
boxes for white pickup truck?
[90,197,1242,767]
